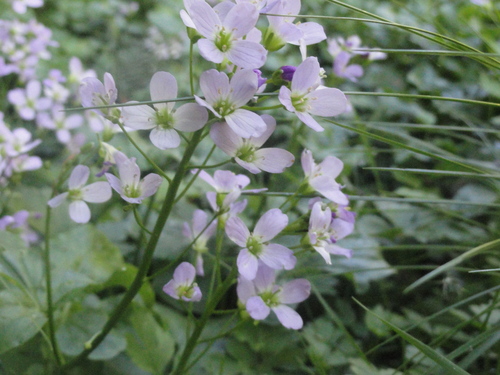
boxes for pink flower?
[237,263,310,330]
[301,149,348,205]
[48,165,112,224]
[163,262,202,302]
[121,71,208,149]
[195,69,267,138]
[185,0,267,68]
[105,151,163,204]
[183,209,217,276]
[210,114,294,174]
[226,208,296,280]
[279,57,347,132]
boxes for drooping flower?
[105,151,163,204]
[121,71,208,149]
[163,262,202,302]
[48,165,112,224]
[79,72,119,119]
[210,114,295,174]
[301,149,348,205]
[195,69,267,138]
[226,208,296,280]
[237,262,310,329]
[183,209,217,276]
[307,201,353,263]
[184,0,267,68]
[279,57,347,132]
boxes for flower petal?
[150,71,177,111]
[237,248,259,280]
[226,40,267,69]
[48,192,68,207]
[291,57,320,93]
[68,165,90,189]
[253,208,288,241]
[278,279,311,304]
[229,69,258,107]
[173,103,208,132]
[150,128,181,149]
[69,200,91,224]
[189,0,219,38]
[210,122,242,156]
[246,296,270,320]
[81,181,112,203]
[140,173,163,198]
[121,103,157,130]
[272,304,303,329]
[225,216,250,246]
[199,69,230,105]
[198,38,225,64]
[259,243,296,271]
[249,114,275,148]
[226,109,266,138]
[307,88,347,117]
[253,148,295,173]
[173,262,196,285]
[223,3,258,38]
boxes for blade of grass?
[404,239,500,293]
[354,298,471,375]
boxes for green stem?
[43,206,63,366]
[171,267,238,375]
[132,206,153,235]
[61,129,205,371]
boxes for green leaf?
[125,304,175,375]
[104,264,155,308]
[56,296,127,360]
[50,226,125,303]
[0,289,47,354]
[355,299,470,375]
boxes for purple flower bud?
[280,65,296,81]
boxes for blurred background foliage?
[1,0,499,374]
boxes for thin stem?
[188,159,232,169]
[171,267,238,375]
[189,40,195,96]
[116,122,172,183]
[132,206,153,235]
[43,206,63,366]
[61,129,205,370]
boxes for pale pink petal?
[189,0,220,38]
[226,40,267,69]
[162,280,179,299]
[318,155,344,179]
[253,208,288,241]
[223,3,258,38]
[246,296,271,320]
[140,173,163,197]
[253,148,295,173]
[278,86,295,113]
[121,103,157,130]
[235,158,261,174]
[292,22,326,45]
[249,114,275,147]
[48,192,68,207]
[194,95,220,117]
[236,275,256,303]
[150,71,177,111]
[307,88,347,117]
[225,216,250,246]
[237,249,259,280]
[301,149,314,176]
[278,279,311,304]
[105,173,124,195]
[173,103,208,132]
[229,69,258,107]
[253,263,276,292]
[150,128,181,149]
[272,304,303,329]
[326,244,352,258]
[199,70,230,105]
[81,181,112,203]
[291,57,320,93]
[68,165,90,189]
[69,200,91,224]
[313,245,332,264]
[210,122,241,156]
[295,111,324,132]
[173,262,196,285]
[259,243,296,271]
[198,39,225,64]
[226,109,266,138]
